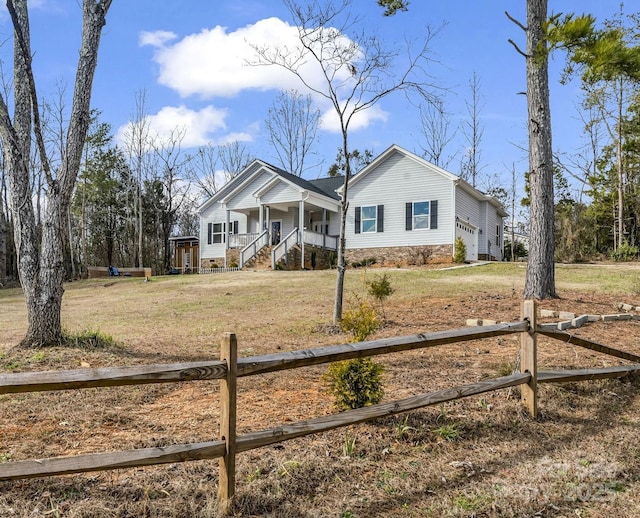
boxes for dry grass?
[2,262,640,517]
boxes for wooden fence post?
[218,333,237,514]
[520,300,538,417]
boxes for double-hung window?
[406,200,437,230]
[207,222,225,244]
[355,205,384,234]
[412,201,430,229]
[361,206,377,232]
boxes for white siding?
[261,180,301,204]
[478,200,488,255]
[200,204,247,261]
[268,208,298,238]
[226,171,272,210]
[455,188,481,228]
[345,151,454,249]
[486,204,504,259]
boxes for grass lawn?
[2,262,640,517]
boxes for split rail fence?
[2,300,640,513]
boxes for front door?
[271,220,282,245]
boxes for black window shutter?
[377,205,384,232]
[355,206,361,234]
[223,222,226,243]
[233,220,239,234]
[405,203,413,231]
[207,223,212,245]
[431,200,438,229]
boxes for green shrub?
[325,298,385,410]
[339,299,379,342]
[325,357,385,410]
[610,242,638,262]
[453,236,466,263]
[367,273,395,319]
[228,260,238,268]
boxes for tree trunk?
[0,0,112,347]
[616,78,624,249]
[0,207,6,285]
[333,129,350,325]
[523,0,557,299]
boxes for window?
[207,222,225,245]
[412,201,430,229]
[495,224,501,246]
[406,200,438,230]
[355,205,384,234]
[212,223,224,243]
[361,206,377,232]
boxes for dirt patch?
[2,268,640,516]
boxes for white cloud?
[320,104,389,133]
[116,105,244,149]
[139,30,177,47]
[139,17,352,99]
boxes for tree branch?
[508,38,528,58]
[505,11,527,32]
[6,0,54,187]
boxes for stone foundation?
[278,246,336,270]
[345,244,453,267]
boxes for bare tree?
[459,71,485,187]
[190,143,221,198]
[417,97,457,168]
[0,0,112,346]
[253,0,440,323]
[150,128,192,273]
[218,141,253,180]
[120,90,152,268]
[265,89,321,176]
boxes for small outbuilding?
[169,236,199,273]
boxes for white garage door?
[455,220,478,261]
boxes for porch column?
[265,206,271,242]
[225,207,230,268]
[299,199,305,269]
[259,204,264,234]
[322,208,327,248]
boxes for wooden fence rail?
[2,301,640,514]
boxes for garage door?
[455,220,478,261]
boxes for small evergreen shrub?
[339,299,379,342]
[325,357,385,410]
[453,236,467,263]
[325,298,385,410]
[367,273,395,319]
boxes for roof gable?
[197,159,341,214]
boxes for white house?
[197,145,506,270]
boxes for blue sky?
[2,1,626,194]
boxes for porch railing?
[239,230,268,269]
[271,228,299,269]
[303,230,337,251]
[229,233,260,249]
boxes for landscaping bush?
[325,297,384,410]
[325,357,385,411]
[453,236,466,263]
